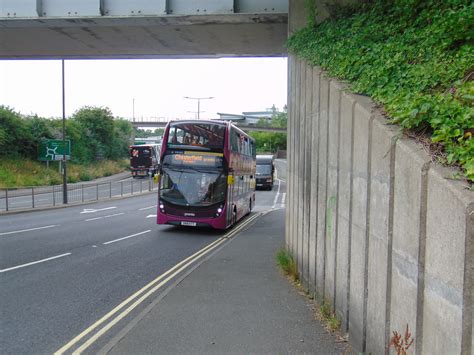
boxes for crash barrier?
[0,178,158,213]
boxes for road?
[0,163,287,354]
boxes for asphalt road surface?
[0,164,287,354]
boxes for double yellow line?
[55,212,262,354]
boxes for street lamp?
[184,96,214,120]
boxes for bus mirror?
[154,174,160,183]
[227,175,235,185]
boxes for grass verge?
[0,158,129,188]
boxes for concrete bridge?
[0,0,288,59]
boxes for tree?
[250,106,287,153]
[70,106,115,161]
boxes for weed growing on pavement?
[276,248,299,282]
[317,299,341,332]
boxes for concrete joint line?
[384,136,397,354]
[461,201,474,354]
[346,98,357,333]
[415,160,431,354]
[362,114,375,353]
[332,88,342,312]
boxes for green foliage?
[0,106,34,158]
[276,248,299,282]
[287,0,474,181]
[135,127,164,138]
[250,108,288,153]
[0,105,133,186]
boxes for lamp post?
[61,59,68,204]
[184,96,214,119]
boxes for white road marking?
[139,205,156,211]
[104,213,124,218]
[281,192,286,205]
[85,212,124,222]
[146,214,157,219]
[272,179,282,209]
[80,207,117,214]
[0,224,59,236]
[0,253,71,273]
[85,217,102,222]
[103,230,151,245]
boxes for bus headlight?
[159,203,165,213]
[216,206,223,217]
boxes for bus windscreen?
[167,122,225,150]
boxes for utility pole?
[184,96,214,119]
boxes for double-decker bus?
[157,120,256,229]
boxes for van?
[256,155,274,190]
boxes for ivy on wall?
[289,0,473,182]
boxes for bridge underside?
[0,14,288,59]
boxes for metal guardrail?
[0,177,158,213]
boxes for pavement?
[102,208,347,354]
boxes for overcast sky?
[0,57,287,121]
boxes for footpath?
[104,208,347,354]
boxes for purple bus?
[157,120,256,229]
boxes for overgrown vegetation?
[0,105,132,187]
[287,0,473,182]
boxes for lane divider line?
[103,230,151,245]
[55,213,261,355]
[0,224,59,236]
[138,205,156,211]
[85,213,125,222]
[0,253,71,273]
[272,179,282,209]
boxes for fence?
[0,178,158,213]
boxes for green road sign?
[38,139,71,161]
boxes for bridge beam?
[131,121,286,133]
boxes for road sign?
[38,139,71,161]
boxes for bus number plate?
[181,221,197,226]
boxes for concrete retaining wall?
[286,58,474,355]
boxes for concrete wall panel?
[326,80,341,307]
[316,75,330,297]
[309,67,322,293]
[348,96,373,352]
[286,54,296,251]
[297,59,306,278]
[302,62,314,289]
[366,115,397,355]
[390,138,430,353]
[335,91,354,331]
[423,166,473,354]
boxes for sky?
[0,58,287,121]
